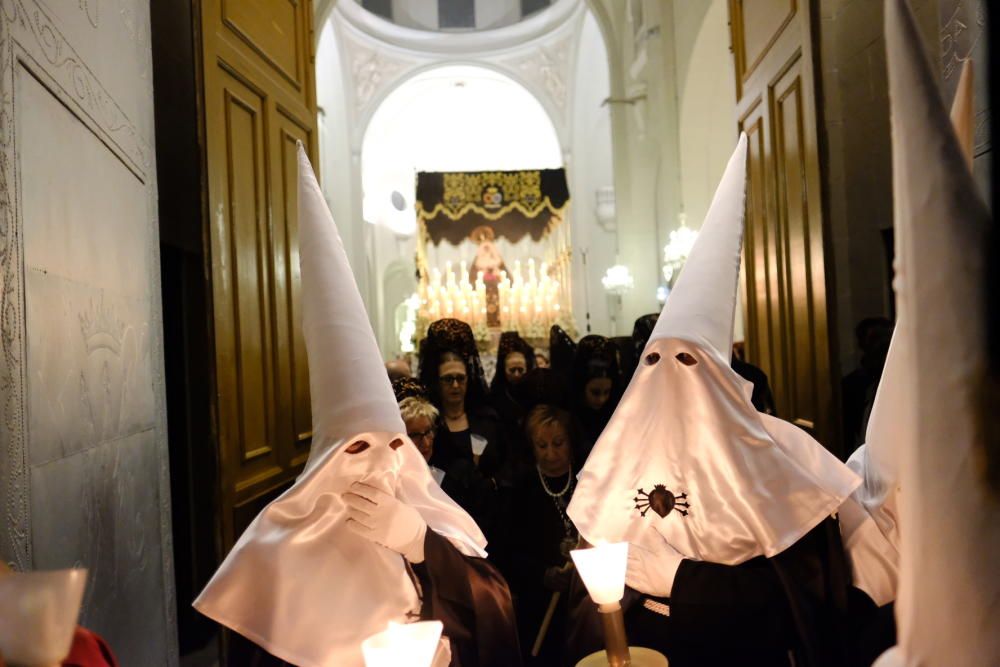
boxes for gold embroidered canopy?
[416,168,570,245]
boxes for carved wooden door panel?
[200,0,317,550]
[729,0,835,445]
[0,1,176,663]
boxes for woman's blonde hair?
[399,396,439,423]
[524,404,571,442]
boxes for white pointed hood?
[651,134,747,359]
[194,145,487,667]
[568,135,859,566]
[879,0,998,664]
[840,327,907,606]
[840,48,976,610]
[298,143,405,466]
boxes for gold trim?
[416,197,568,223]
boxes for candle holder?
[571,543,631,667]
[571,543,669,667]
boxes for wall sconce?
[595,186,616,231]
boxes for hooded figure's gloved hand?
[344,481,428,563]
[625,540,684,598]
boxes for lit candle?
[571,542,631,667]
[361,620,443,667]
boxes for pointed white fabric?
[296,144,405,468]
[838,42,976,611]
[651,135,747,360]
[881,0,998,665]
[568,135,859,566]
[194,145,487,667]
[839,321,908,605]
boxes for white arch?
[353,58,570,152]
[360,64,563,236]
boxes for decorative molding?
[335,0,580,56]
[349,43,412,113]
[0,10,31,573]
[335,0,583,141]
[2,0,150,178]
[78,0,99,29]
[502,29,573,113]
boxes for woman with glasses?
[418,319,506,540]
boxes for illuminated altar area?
[414,168,576,344]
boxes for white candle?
[570,542,629,606]
[361,620,443,667]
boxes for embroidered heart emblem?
[648,486,676,518]
[635,484,690,518]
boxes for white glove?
[344,481,428,563]
[625,541,684,598]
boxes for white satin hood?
[838,453,899,607]
[568,134,858,566]
[194,145,488,667]
[838,331,906,606]
[568,337,859,565]
[195,432,486,667]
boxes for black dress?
[565,517,852,667]
[432,409,505,541]
[433,408,505,478]
[501,469,578,666]
[228,530,523,667]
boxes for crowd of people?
[387,321,609,664]
[2,2,993,666]
[385,314,791,665]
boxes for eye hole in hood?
[644,352,661,366]
[675,352,698,366]
[345,440,370,455]
[389,438,405,450]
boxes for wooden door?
[729,0,835,446]
[200,0,317,550]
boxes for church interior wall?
[317,21,371,319]
[591,0,741,337]
[569,9,616,336]
[671,0,741,341]
[1,1,178,663]
[590,0,677,329]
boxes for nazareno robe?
[228,530,522,667]
[565,518,852,667]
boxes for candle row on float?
[496,258,561,333]
[418,260,489,328]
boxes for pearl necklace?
[537,465,573,497]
